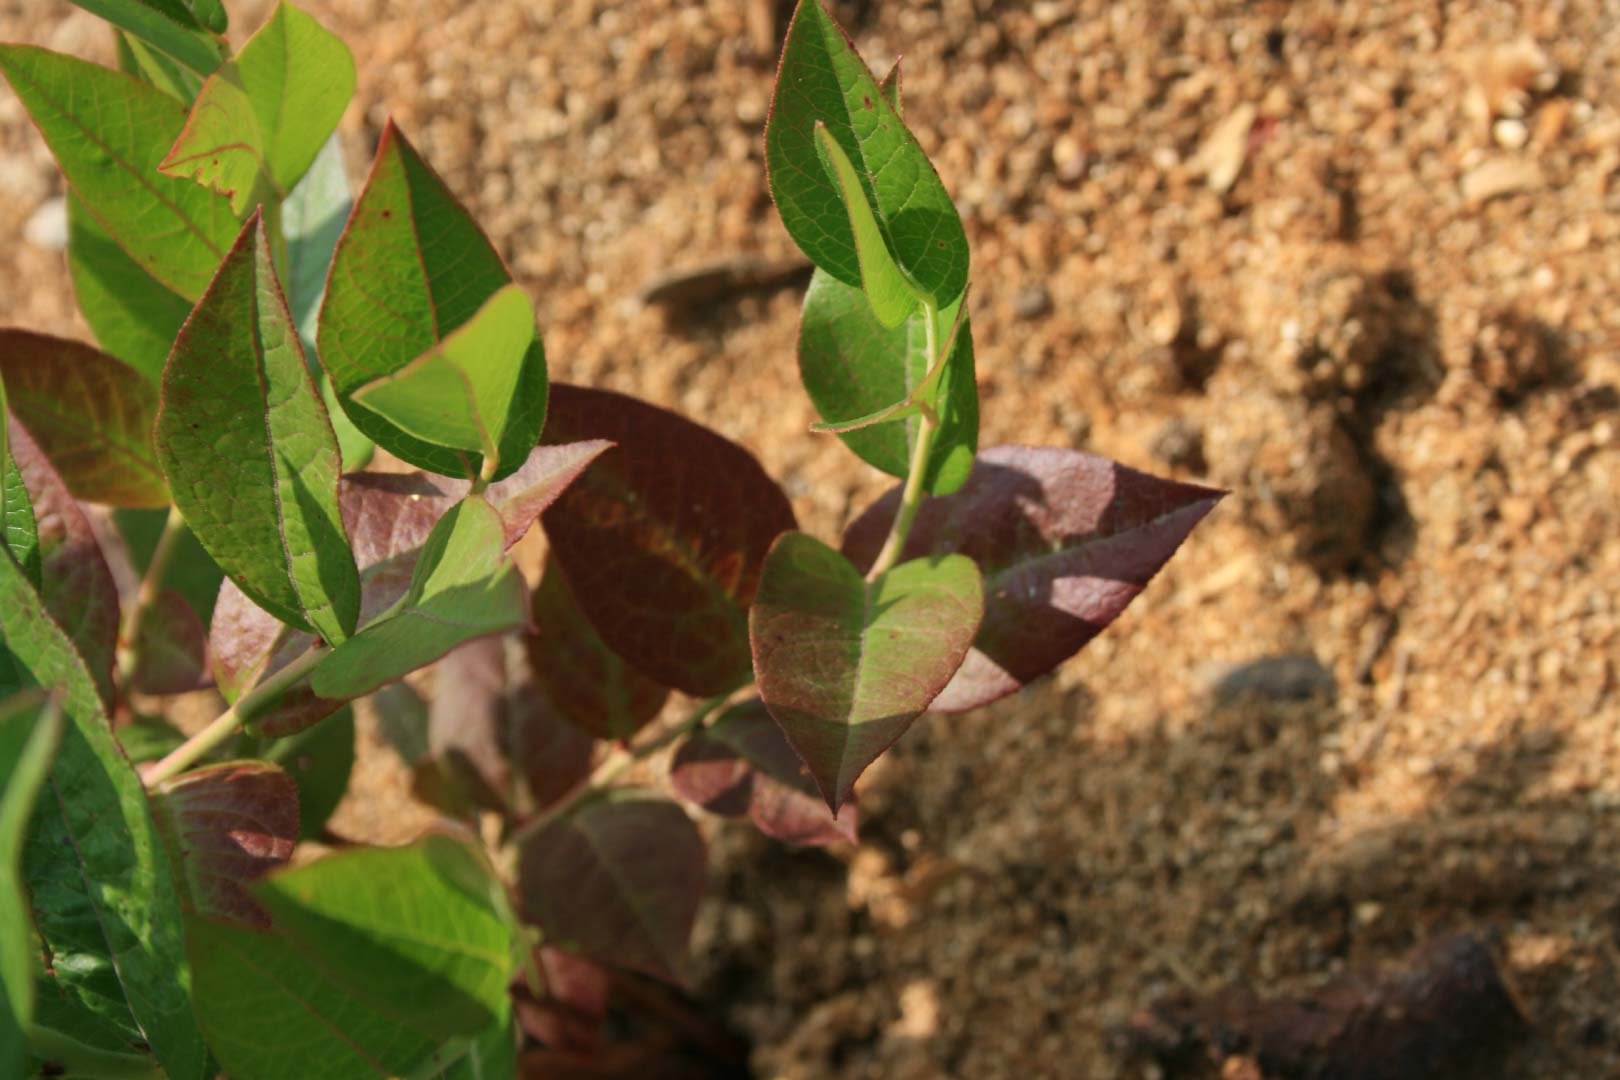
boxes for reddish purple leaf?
[129,589,208,694]
[152,761,298,927]
[425,636,511,813]
[843,446,1222,712]
[517,792,706,984]
[8,418,119,709]
[671,700,856,846]
[514,947,612,1053]
[526,558,668,742]
[208,441,605,735]
[539,384,796,696]
[509,683,595,812]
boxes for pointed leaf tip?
[750,531,982,812]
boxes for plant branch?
[515,692,732,840]
[115,504,188,688]
[865,299,941,580]
[142,643,328,787]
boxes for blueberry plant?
[0,1,1220,1076]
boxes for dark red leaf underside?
[130,588,208,694]
[424,637,511,813]
[843,445,1222,712]
[539,384,796,696]
[508,681,596,812]
[526,558,669,742]
[516,793,706,984]
[153,761,299,927]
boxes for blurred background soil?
[3,1,1619,1076]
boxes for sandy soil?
[2,1,1618,1076]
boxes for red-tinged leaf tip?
[154,761,299,927]
[517,793,706,985]
[539,384,795,696]
[843,446,1223,712]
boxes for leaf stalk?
[115,503,188,689]
[864,299,941,580]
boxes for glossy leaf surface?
[157,213,360,645]
[309,495,527,699]
[540,384,795,695]
[152,760,297,926]
[0,330,166,507]
[66,195,192,384]
[318,122,547,479]
[765,0,967,305]
[161,1,355,212]
[799,269,977,494]
[190,835,515,1080]
[517,792,705,984]
[0,44,238,299]
[671,699,856,846]
[750,531,982,811]
[526,558,668,741]
[844,446,1223,711]
[812,122,920,327]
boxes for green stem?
[116,504,188,688]
[865,300,941,580]
[514,692,732,841]
[142,643,328,787]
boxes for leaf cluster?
[0,2,1220,1076]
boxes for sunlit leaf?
[811,122,921,328]
[309,496,527,700]
[0,330,167,507]
[157,212,360,645]
[189,835,516,1080]
[68,0,227,77]
[750,531,982,811]
[517,792,705,984]
[160,1,356,213]
[355,284,536,466]
[66,195,192,385]
[318,121,547,480]
[843,446,1223,711]
[765,0,967,306]
[540,384,796,695]
[0,44,238,299]
[799,269,977,494]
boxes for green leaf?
[0,543,207,1079]
[878,57,902,114]
[749,531,982,811]
[183,0,227,34]
[354,284,537,466]
[156,212,361,645]
[0,378,41,589]
[115,715,187,763]
[0,45,238,300]
[259,705,353,839]
[799,269,977,494]
[310,496,528,699]
[189,835,516,1080]
[765,0,968,306]
[68,0,228,77]
[1,694,60,1077]
[115,29,199,103]
[318,122,547,481]
[160,2,356,214]
[0,330,167,508]
[811,122,921,327]
[66,195,193,384]
[517,791,706,983]
[152,761,297,926]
